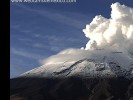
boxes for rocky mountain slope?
[10,77,133,100]
[10,2,133,100]
[10,50,133,100]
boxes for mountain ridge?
[20,50,133,79]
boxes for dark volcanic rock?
[10,77,133,100]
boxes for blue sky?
[10,0,133,78]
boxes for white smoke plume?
[40,2,133,67]
[83,2,133,57]
[22,2,133,78]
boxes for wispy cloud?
[11,48,44,60]
[12,3,90,29]
[10,24,21,29]
[10,3,89,77]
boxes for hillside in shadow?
[10,77,133,100]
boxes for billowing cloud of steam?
[83,2,133,56]
[41,2,133,66]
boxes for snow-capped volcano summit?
[10,2,133,100]
[20,2,133,79]
[21,49,133,78]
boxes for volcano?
[10,2,133,100]
[10,49,133,100]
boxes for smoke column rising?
[39,2,133,69]
[83,2,133,57]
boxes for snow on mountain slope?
[21,49,133,78]
[20,2,133,79]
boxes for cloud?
[12,3,90,29]
[33,35,85,53]
[82,2,133,57]
[11,2,133,78]
[40,3,133,71]
[11,48,43,60]
[10,3,91,78]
